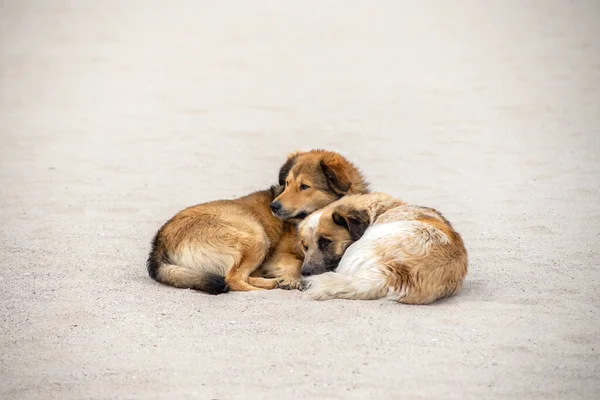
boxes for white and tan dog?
[298,193,468,304]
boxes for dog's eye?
[300,184,310,191]
[301,242,308,251]
[318,237,331,251]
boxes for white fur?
[304,210,323,232]
[303,199,467,304]
[169,245,236,276]
[303,223,396,300]
[303,270,388,300]
[336,221,410,274]
[304,221,425,301]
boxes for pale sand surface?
[1,1,599,399]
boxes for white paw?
[299,277,313,291]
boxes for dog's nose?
[270,201,282,213]
[301,268,313,277]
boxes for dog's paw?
[276,277,302,290]
[298,278,312,292]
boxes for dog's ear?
[320,155,351,195]
[270,184,284,198]
[278,153,298,185]
[332,207,369,241]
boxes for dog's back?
[303,198,468,305]
[369,204,468,304]
[147,188,287,294]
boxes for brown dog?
[298,193,468,304]
[147,150,369,294]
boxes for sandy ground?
[1,0,599,399]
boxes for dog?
[146,150,369,294]
[298,193,468,304]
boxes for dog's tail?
[147,261,229,294]
[303,272,387,300]
[146,234,229,295]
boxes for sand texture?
[1,1,599,399]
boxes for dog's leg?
[259,229,303,290]
[302,269,387,300]
[262,251,303,290]
[276,253,303,290]
[248,277,278,289]
[226,246,268,291]
[225,278,263,291]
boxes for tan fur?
[148,188,294,293]
[300,193,468,304]
[256,149,370,283]
[147,150,369,294]
[270,150,369,220]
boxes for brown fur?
[256,149,370,282]
[300,193,468,304]
[147,187,294,293]
[147,150,369,294]
[270,150,369,221]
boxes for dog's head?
[270,150,369,221]
[297,202,370,276]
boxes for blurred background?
[1,1,599,398]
